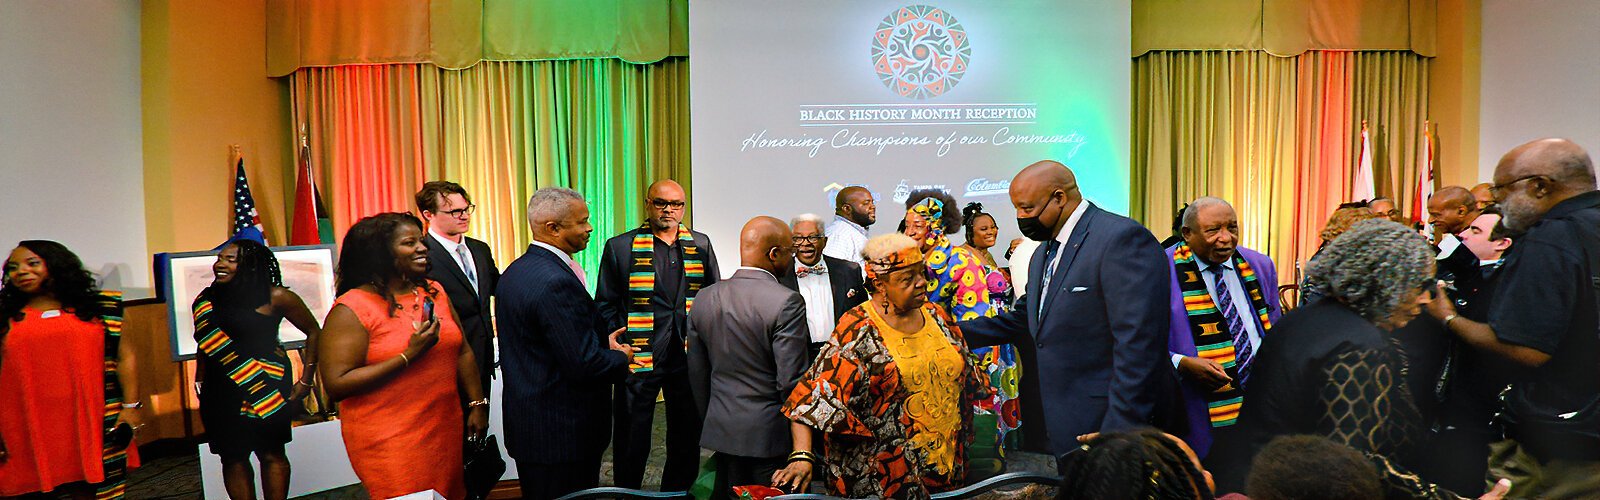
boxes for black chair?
[554,487,693,500]
[768,472,1061,500]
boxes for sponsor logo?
[964,177,1010,197]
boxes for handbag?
[462,434,506,500]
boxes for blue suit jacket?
[1164,245,1282,457]
[496,244,629,464]
[959,203,1173,455]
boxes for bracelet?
[121,401,143,409]
[398,352,411,367]
[1442,313,1459,328]
[466,398,490,408]
[296,379,314,387]
[786,450,818,464]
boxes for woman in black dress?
[1218,219,1462,498]
[194,240,321,500]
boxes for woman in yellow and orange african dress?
[782,234,992,499]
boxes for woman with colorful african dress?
[194,239,322,500]
[318,213,489,499]
[901,192,1014,472]
[782,234,993,499]
[0,241,142,500]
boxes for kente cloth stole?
[1171,243,1274,427]
[626,224,705,373]
[193,296,287,419]
[95,291,131,500]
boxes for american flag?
[229,157,268,245]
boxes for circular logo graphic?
[871,5,972,100]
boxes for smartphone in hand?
[423,296,437,322]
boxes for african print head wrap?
[865,246,926,282]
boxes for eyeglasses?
[1488,175,1547,197]
[440,204,476,220]
[650,199,686,210]
[792,235,824,244]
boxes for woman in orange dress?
[318,213,489,499]
[0,240,142,499]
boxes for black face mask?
[1016,195,1057,242]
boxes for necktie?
[1209,266,1254,387]
[796,263,828,278]
[1037,240,1061,320]
[568,259,588,288]
[456,244,478,292]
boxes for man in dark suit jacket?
[417,181,501,399]
[498,187,634,499]
[595,179,721,490]
[958,161,1174,457]
[688,216,812,497]
[776,214,867,361]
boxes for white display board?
[163,245,336,361]
[690,0,1132,274]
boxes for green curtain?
[290,58,691,284]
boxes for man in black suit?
[595,179,721,491]
[776,213,866,362]
[687,216,812,497]
[497,187,634,499]
[958,160,1173,457]
[417,181,500,399]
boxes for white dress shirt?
[1169,256,1265,368]
[822,216,869,265]
[793,260,836,343]
[430,229,477,284]
[1035,199,1090,307]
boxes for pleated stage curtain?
[1131,50,1430,285]
[289,58,691,279]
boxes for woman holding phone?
[318,213,488,499]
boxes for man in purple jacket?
[1163,197,1282,461]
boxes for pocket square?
[1070,286,1089,292]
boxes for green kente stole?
[193,293,287,419]
[626,223,706,373]
[1171,243,1274,427]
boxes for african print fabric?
[1170,242,1274,427]
[783,302,993,499]
[193,294,287,418]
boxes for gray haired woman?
[1210,220,1462,497]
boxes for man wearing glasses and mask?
[596,179,722,491]
[417,181,500,402]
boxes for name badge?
[40,310,62,319]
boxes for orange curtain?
[1132,50,1430,284]
[289,59,691,280]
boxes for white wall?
[0,1,149,296]
[1479,0,1600,180]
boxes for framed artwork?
[163,244,336,361]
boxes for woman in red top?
[318,213,489,499]
[0,240,143,499]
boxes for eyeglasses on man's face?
[650,199,686,210]
[439,204,475,220]
[792,235,824,245]
[1488,175,1547,198]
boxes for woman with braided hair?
[0,241,141,499]
[1057,429,1215,500]
[194,239,322,500]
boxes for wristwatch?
[121,401,143,409]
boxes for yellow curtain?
[266,0,689,76]
[289,58,691,280]
[1132,50,1430,285]
[1133,0,1438,56]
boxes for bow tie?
[796,264,828,278]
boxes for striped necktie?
[456,243,478,291]
[1209,266,1254,386]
